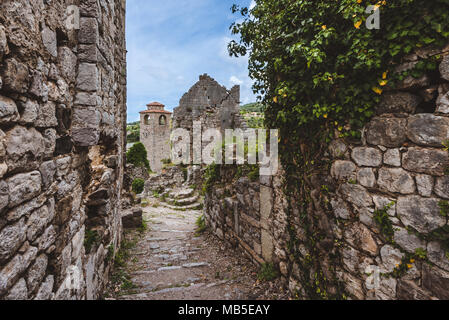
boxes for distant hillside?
[240,102,265,113]
[240,103,265,128]
[126,121,140,143]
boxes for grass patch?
[195,215,207,236]
[257,263,278,281]
[373,202,395,243]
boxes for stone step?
[159,201,203,211]
[165,194,199,206]
[168,188,195,200]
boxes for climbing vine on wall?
[229,0,449,299]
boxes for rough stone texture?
[0,0,127,300]
[377,92,421,115]
[440,55,449,81]
[434,176,449,199]
[393,227,426,254]
[139,103,172,173]
[122,208,143,229]
[384,149,401,167]
[403,148,449,176]
[416,174,434,197]
[357,168,376,188]
[397,196,446,233]
[0,95,19,124]
[377,168,415,194]
[331,160,356,180]
[366,118,407,147]
[407,114,449,147]
[351,147,382,167]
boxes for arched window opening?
[159,115,167,125]
[144,115,150,125]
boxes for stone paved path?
[112,190,287,300]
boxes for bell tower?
[139,102,172,172]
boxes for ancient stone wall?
[0,0,127,300]
[205,48,449,299]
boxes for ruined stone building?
[0,0,126,300]
[172,74,246,167]
[139,102,172,173]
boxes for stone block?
[339,183,373,208]
[1,58,29,93]
[403,147,449,176]
[0,218,26,263]
[0,95,19,124]
[76,63,99,92]
[41,25,57,57]
[357,168,376,188]
[434,176,449,199]
[393,227,426,254]
[377,167,415,194]
[422,264,449,300]
[376,92,421,114]
[407,114,449,147]
[6,171,42,208]
[366,118,407,147]
[440,55,449,81]
[331,160,356,180]
[122,208,143,228]
[351,147,382,167]
[397,196,446,233]
[383,149,401,167]
[58,47,77,83]
[79,17,98,44]
[26,254,48,293]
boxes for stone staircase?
[159,187,203,211]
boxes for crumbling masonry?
[0,0,126,300]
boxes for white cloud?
[230,76,244,86]
[249,0,256,10]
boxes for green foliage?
[228,0,449,299]
[84,230,100,254]
[439,200,449,217]
[106,244,115,263]
[126,122,140,143]
[240,102,266,113]
[202,163,221,195]
[373,202,395,242]
[137,219,148,234]
[229,0,449,155]
[131,178,145,194]
[195,215,207,236]
[257,263,279,281]
[415,248,428,260]
[126,142,149,168]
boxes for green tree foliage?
[229,0,449,146]
[240,102,266,128]
[126,142,149,168]
[127,122,140,143]
[132,178,145,194]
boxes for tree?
[126,142,149,168]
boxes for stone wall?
[0,0,127,300]
[205,48,449,300]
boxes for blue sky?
[126,0,256,122]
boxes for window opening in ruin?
[159,115,167,125]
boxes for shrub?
[126,142,149,168]
[132,178,145,194]
[257,263,279,281]
[229,0,449,162]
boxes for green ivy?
[132,178,145,194]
